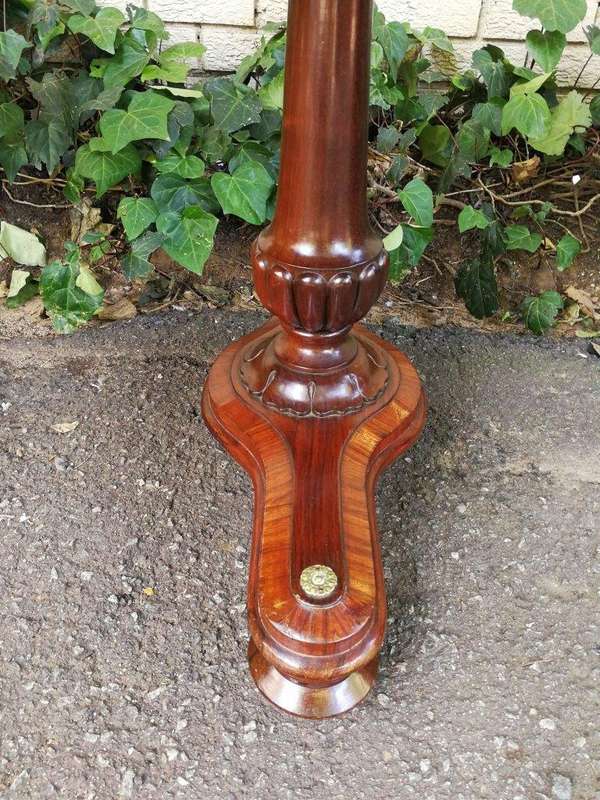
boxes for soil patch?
[1,181,598,341]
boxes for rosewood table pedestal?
[202,0,426,718]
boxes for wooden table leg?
[202,0,426,718]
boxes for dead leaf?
[0,280,8,298]
[7,269,30,298]
[563,302,580,325]
[26,296,45,318]
[70,197,102,243]
[142,587,155,596]
[589,342,600,358]
[51,421,79,433]
[94,223,114,238]
[193,283,230,307]
[97,297,137,321]
[565,286,599,320]
[575,329,600,338]
[0,222,46,267]
[76,264,103,297]
[511,156,541,184]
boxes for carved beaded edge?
[239,344,390,418]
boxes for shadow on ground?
[1,311,599,799]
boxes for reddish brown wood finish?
[202,0,427,717]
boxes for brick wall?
[141,0,600,86]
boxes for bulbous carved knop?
[252,244,389,335]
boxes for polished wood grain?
[203,321,426,716]
[202,0,427,717]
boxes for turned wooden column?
[203,0,426,718]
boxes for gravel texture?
[0,310,599,800]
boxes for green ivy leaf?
[142,42,206,83]
[0,102,27,179]
[501,92,551,138]
[388,225,433,281]
[590,95,600,127]
[36,20,66,54]
[372,5,386,39]
[62,0,96,16]
[248,109,282,142]
[67,8,125,54]
[521,291,563,334]
[75,140,141,197]
[76,263,103,296]
[155,152,205,179]
[25,118,72,172]
[418,124,451,167]
[378,22,409,77]
[211,160,274,225]
[489,146,513,167]
[258,70,285,111]
[585,25,600,56]
[452,72,475,92]
[505,224,543,252]
[513,0,586,34]
[458,206,491,233]
[382,224,404,251]
[40,256,104,333]
[121,230,163,280]
[26,72,80,132]
[130,7,167,38]
[152,84,204,100]
[0,138,28,183]
[99,35,149,87]
[63,168,84,203]
[371,71,403,110]
[160,42,206,63]
[525,30,566,71]
[99,91,175,153]
[371,41,384,71]
[151,101,194,160]
[398,178,433,227]
[228,141,279,180]
[472,48,509,99]
[6,270,39,309]
[387,155,408,185]
[455,258,499,318]
[418,91,448,119]
[117,197,158,240]
[418,26,454,53]
[555,233,581,270]
[471,100,504,136]
[0,31,31,82]
[529,91,592,155]
[204,77,262,134]
[151,173,219,213]
[510,71,551,97]
[141,62,189,84]
[457,119,491,162]
[156,206,218,274]
[0,102,24,137]
[376,126,401,154]
[82,84,124,112]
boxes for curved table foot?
[202,319,426,719]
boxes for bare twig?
[573,188,590,250]
[478,177,600,218]
[438,197,468,211]
[1,184,72,209]
[574,53,593,89]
